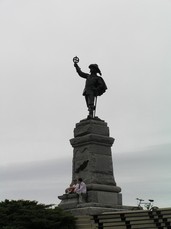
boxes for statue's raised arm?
[73,57,89,79]
[73,56,107,119]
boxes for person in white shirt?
[75,178,87,194]
[74,178,87,203]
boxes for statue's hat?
[89,64,101,75]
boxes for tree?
[0,200,76,229]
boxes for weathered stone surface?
[58,194,78,209]
[66,206,125,216]
[87,184,121,192]
[88,191,122,206]
[74,119,109,137]
[70,134,114,147]
[71,119,117,187]
[58,118,122,212]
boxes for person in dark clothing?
[73,58,107,118]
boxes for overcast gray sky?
[0,0,171,208]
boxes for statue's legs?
[85,94,95,118]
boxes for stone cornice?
[70,133,114,147]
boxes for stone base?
[64,205,139,216]
[58,190,122,212]
[58,194,79,210]
[58,118,127,216]
[66,206,122,216]
[88,190,122,206]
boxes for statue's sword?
[94,96,97,118]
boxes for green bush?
[0,200,76,229]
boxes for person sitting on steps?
[65,179,77,194]
[74,178,87,203]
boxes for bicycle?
[136,198,158,211]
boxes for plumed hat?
[89,64,102,75]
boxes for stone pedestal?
[58,118,123,215]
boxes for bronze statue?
[73,56,107,118]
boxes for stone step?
[166,218,171,222]
[159,209,171,214]
[125,212,150,217]
[102,225,127,229]
[76,216,93,221]
[99,219,125,225]
[76,208,171,229]
[130,219,157,225]
[156,218,171,223]
[125,216,152,220]
[98,214,122,219]
[76,215,97,229]
[76,225,97,229]
[131,223,157,229]
[76,223,97,229]
[103,222,126,227]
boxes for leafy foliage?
[0,200,76,229]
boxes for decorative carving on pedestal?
[58,118,123,214]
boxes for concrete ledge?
[70,133,114,147]
[58,193,78,200]
[66,206,129,216]
[74,119,109,137]
[87,183,121,193]
[76,118,106,127]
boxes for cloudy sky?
[0,0,171,208]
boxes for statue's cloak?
[96,77,107,96]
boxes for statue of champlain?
[73,56,107,118]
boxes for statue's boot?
[87,106,94,119]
